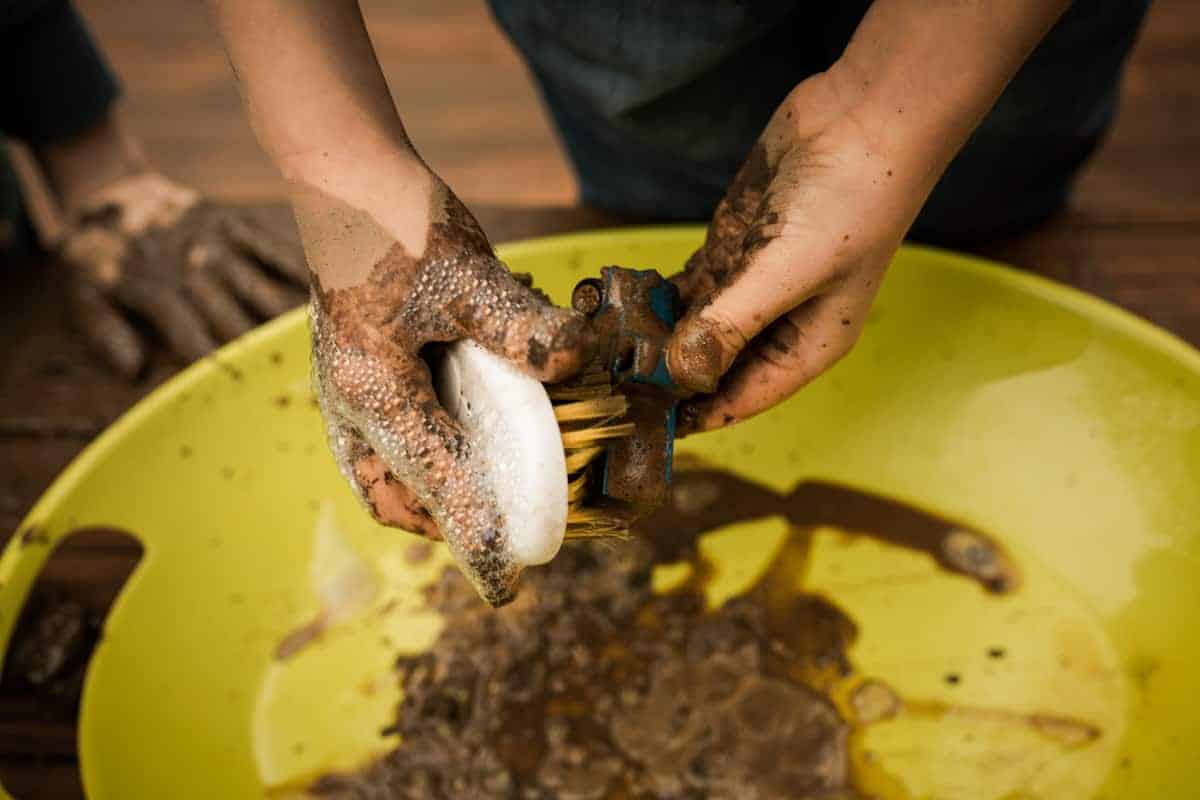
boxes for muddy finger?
[223,213,310,286]
[678,289,866,435]
[351,453,442,539]
[117,282,217,364]
[70,282,146,378]
[343,360,519,606]
[453,259,596,383]
[319,412,435,535]
[183,268,254,341]
[199,242,294,318]
[667,239,838,396]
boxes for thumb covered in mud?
[667,309,748,396]
[667,240,806,395]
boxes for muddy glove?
[60,171,308,377]
[308,176,593,606]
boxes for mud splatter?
[310,467,1075,799]
[18,527,50,548]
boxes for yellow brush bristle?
[564,446,606,473]
[564,508,630,539]
[549,376,632,539]
[561,423,636,449]
[566,472,589,502]
[554,395,627,423]
[546,371,612,402]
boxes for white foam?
[435,341,568,566]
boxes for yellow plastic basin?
[1,228,1197,799]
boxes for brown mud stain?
[645,466,1020,592]
[308,464,1099,799]
[275,615,327,661]
[403,541,433,565]
[210,356,244,382]
[900,699,1100,748]
[18,526,50,548]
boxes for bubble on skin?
[312,297,520,604]
[304,190,586,606]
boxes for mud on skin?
[310,467,1033,799]
[311,186,593,606]
[667,135,854,434]
[672,142,773,311]
[666,143,772,405]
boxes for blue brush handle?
[626,277,679,486]
[589,268,681,500]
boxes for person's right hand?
[305,168,593,605]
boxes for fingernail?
[668,317,732,395]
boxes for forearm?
[34,112,146,216]
[827,0,1071,189]
[208,0,416,178]
[208,0,433,286]
[2,0,142,216]
[668,2,1071,428]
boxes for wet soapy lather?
[308,183,594,606]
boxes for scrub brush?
[432,266,679,579]
[433,341,633,576]
[548,368,635,538]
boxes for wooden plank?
[0,718,77,760]
[0,759,83,800]
[0,255,170,425]
[72,0,576,206]
[1070,0,1200,223]
[2,1,1196,795]
[976,219,1200,345]
[0,440,94,538]
[0,532,141,800]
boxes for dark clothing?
[0,0,119,255]
[488,0,1151,243]
[1,0,120,144]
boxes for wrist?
[815,60,962,198]
[281,142,431,215]
[36,114,147,217]
[288,149,439,292]
[772,69,945,206]
[823,0,1069,185]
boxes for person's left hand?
[59,171,308,377]
[667,72,938,434]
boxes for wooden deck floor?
[1,1,1198,796]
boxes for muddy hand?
[310,180,593,606]
[667,74,933,435]
[60,172,307,377]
